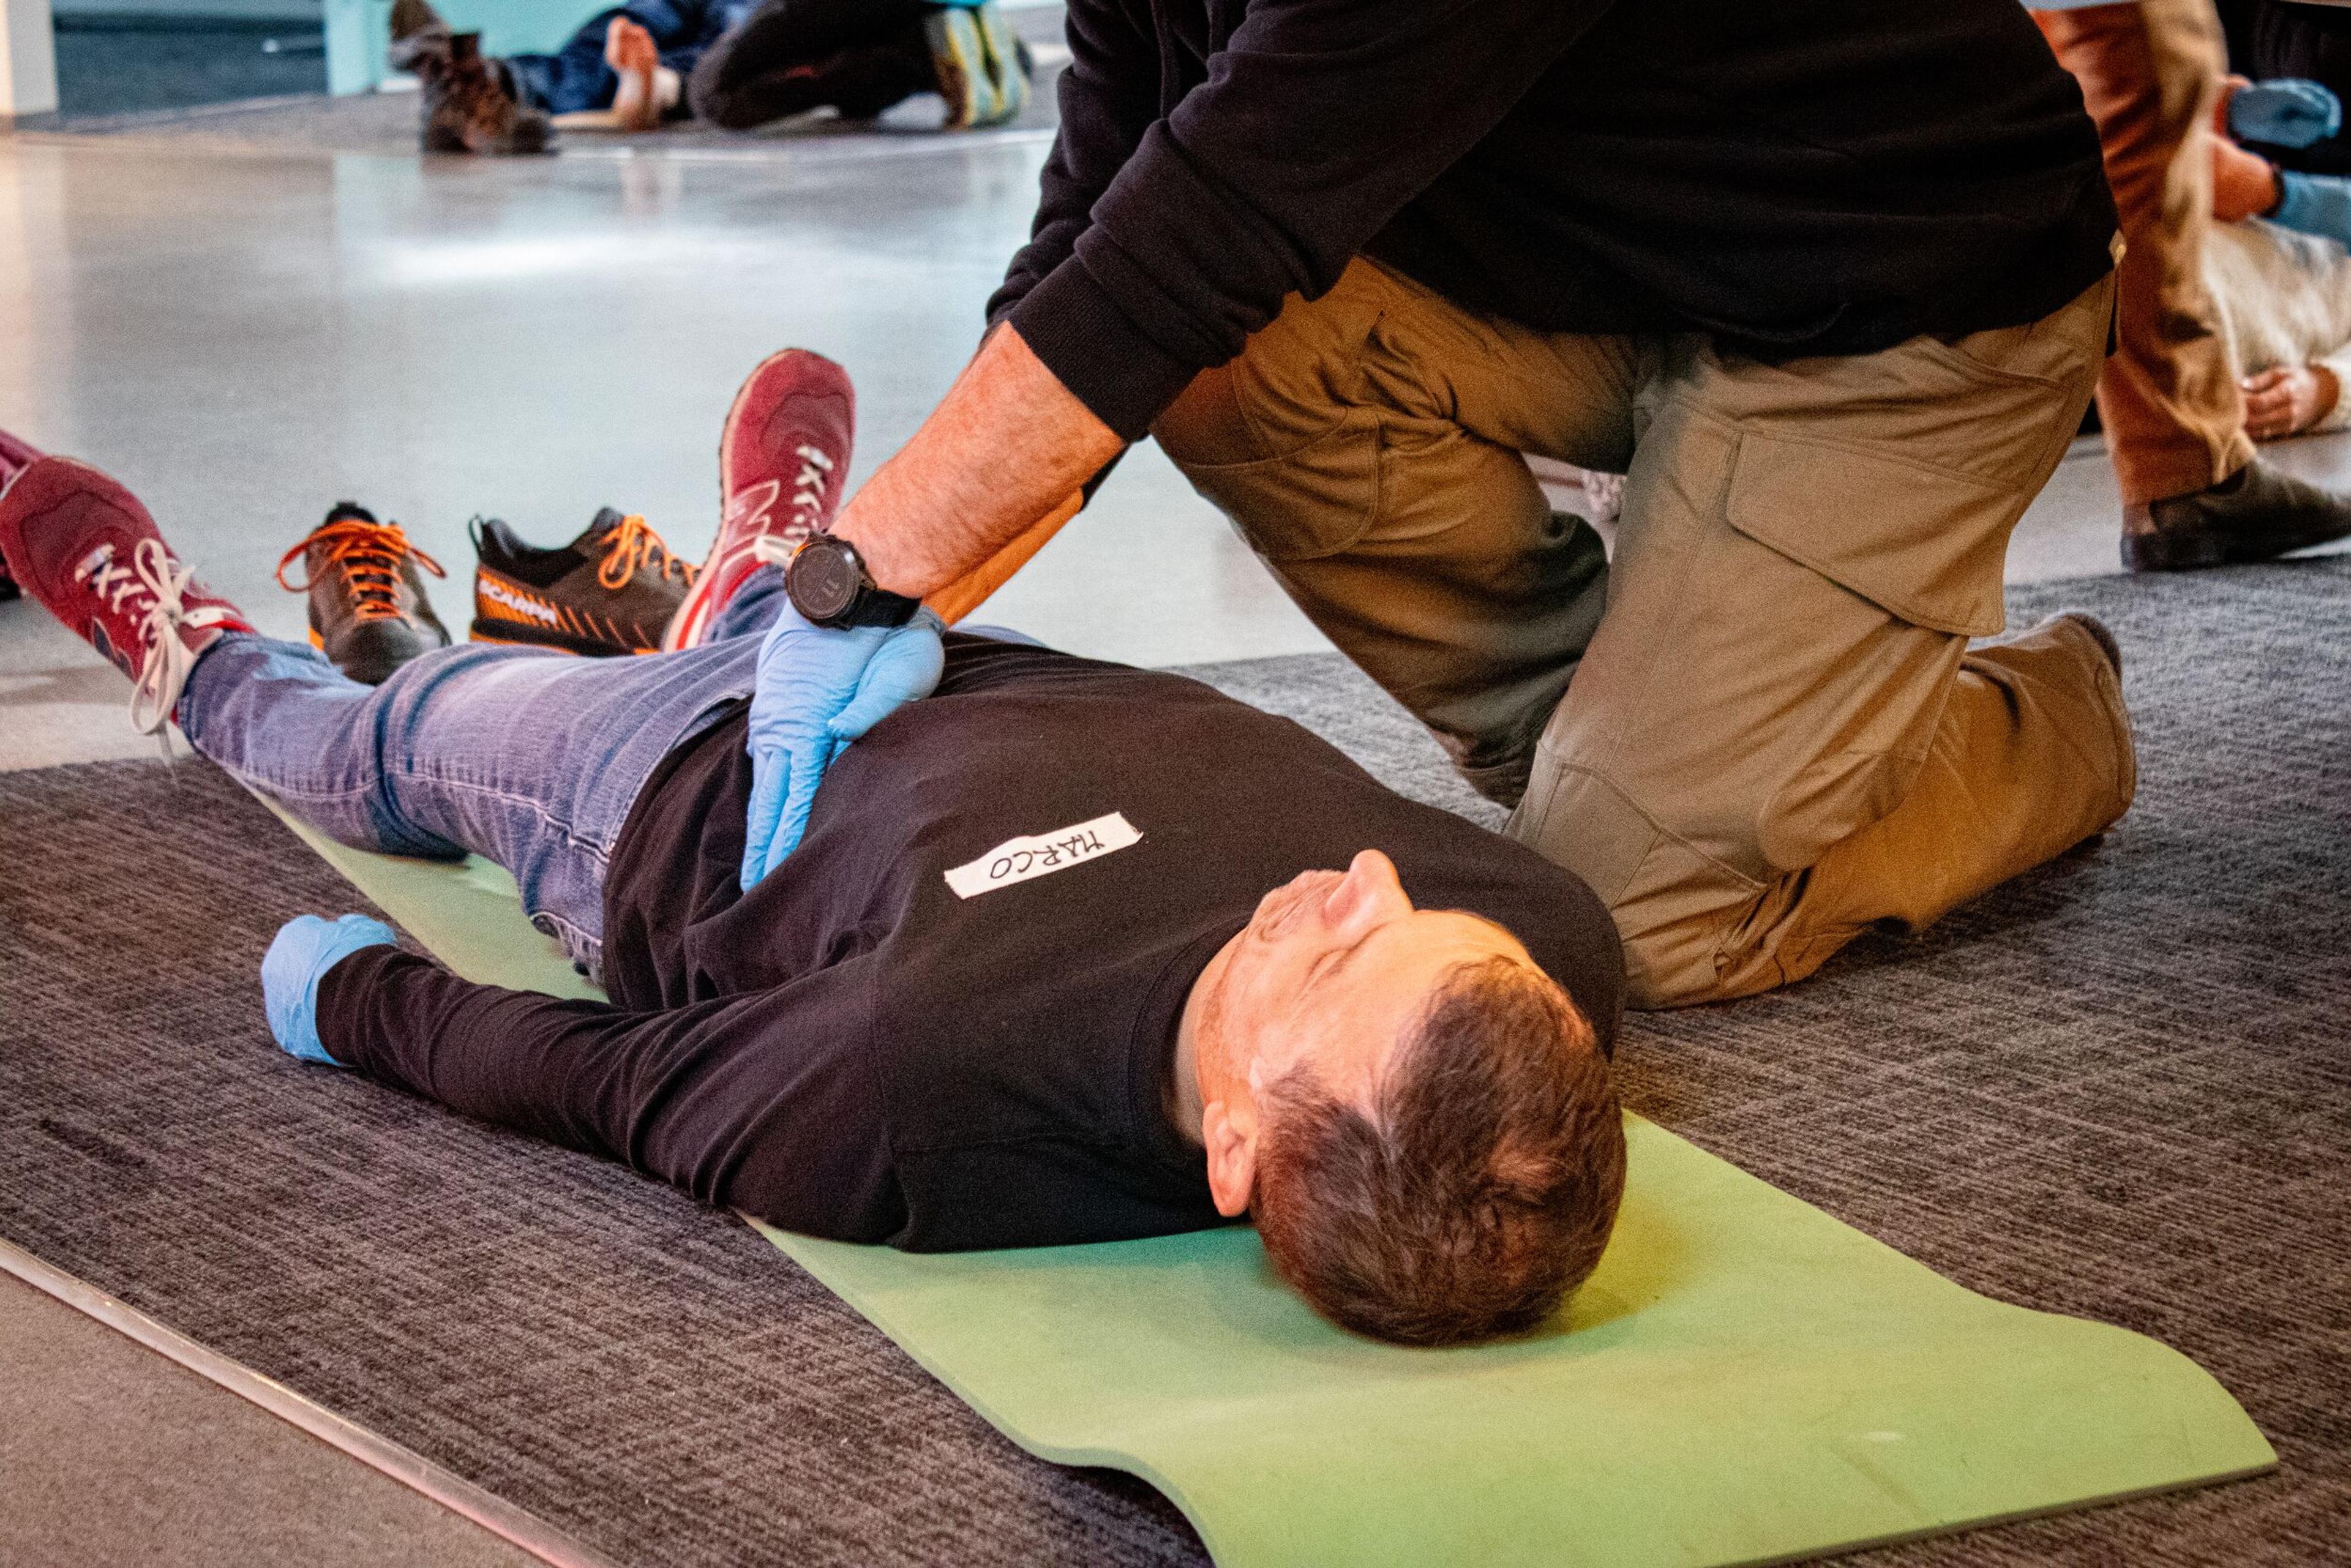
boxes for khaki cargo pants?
[1156,260,2135,1008]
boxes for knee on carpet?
[1512,760,1835,1011]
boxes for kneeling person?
[0,452,1626,1348]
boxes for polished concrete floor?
[5,130,2351,767]
[0,129,1332,766]
[0,1269,549,1568]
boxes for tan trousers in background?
[2037,0,2255,505]
[1157,261,2136,1008]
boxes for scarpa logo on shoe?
[479,577,560,626]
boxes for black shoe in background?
[277,502,453,684]
[470,509,692,656]
[2123,457,2351,571]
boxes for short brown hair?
[1254,956,1625,1346]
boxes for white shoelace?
[78,538,236,735]
[747,446,839,576]
[788,445,834,532]
[748,446,838,574]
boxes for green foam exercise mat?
[268,804,2275,1568]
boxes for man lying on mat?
[0,438,1625,1351]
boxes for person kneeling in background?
[388,0,1030,152]
[0,363,1625,1347]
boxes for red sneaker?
[661,348,854,651]
[0,426,44,602]
[0,457,254,733]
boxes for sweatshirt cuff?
[1005,258,1202,443]
[313,942,416,1071]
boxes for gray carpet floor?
[1,560,2347,1566]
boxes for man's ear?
[1201,1099,1258,1218]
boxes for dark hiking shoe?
[396,7,552,157]
[2122,458,2351,571]
[923,2,1029,130]
[471,508,692,656]
[277,502,452,685]
[0,456,254,733]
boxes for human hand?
[741,603,944,890]
[2241,363,2340,439]
[2229,78,2342,149]
[263,913,397,1065]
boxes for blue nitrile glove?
[2271,170,2351,247]
[741,603,945,890]
[2231,78,2342,149]
[263,913,397,1065]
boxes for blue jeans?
[180,575,791,979]
[505,0,756,115]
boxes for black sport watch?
[784,533,923,629]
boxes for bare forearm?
[831,324,1125,597]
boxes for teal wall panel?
[325,0,593,94]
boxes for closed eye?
[1306,931,1375,990]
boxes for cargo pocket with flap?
[1722,429,2019,639]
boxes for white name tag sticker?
[944,812,1141,899]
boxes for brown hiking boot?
[394,2,552,157]
[388,0,443,48]
[277,502,452,685]
[470,509,692,656]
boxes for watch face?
[790,538,860,622]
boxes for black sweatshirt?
[989,0,2118,440]
[319,639,1624,1251]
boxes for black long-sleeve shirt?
[989,0,2118,440]
[318,639,1624,1251]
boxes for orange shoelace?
[276,518,446,623]
[596,513,696,591]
